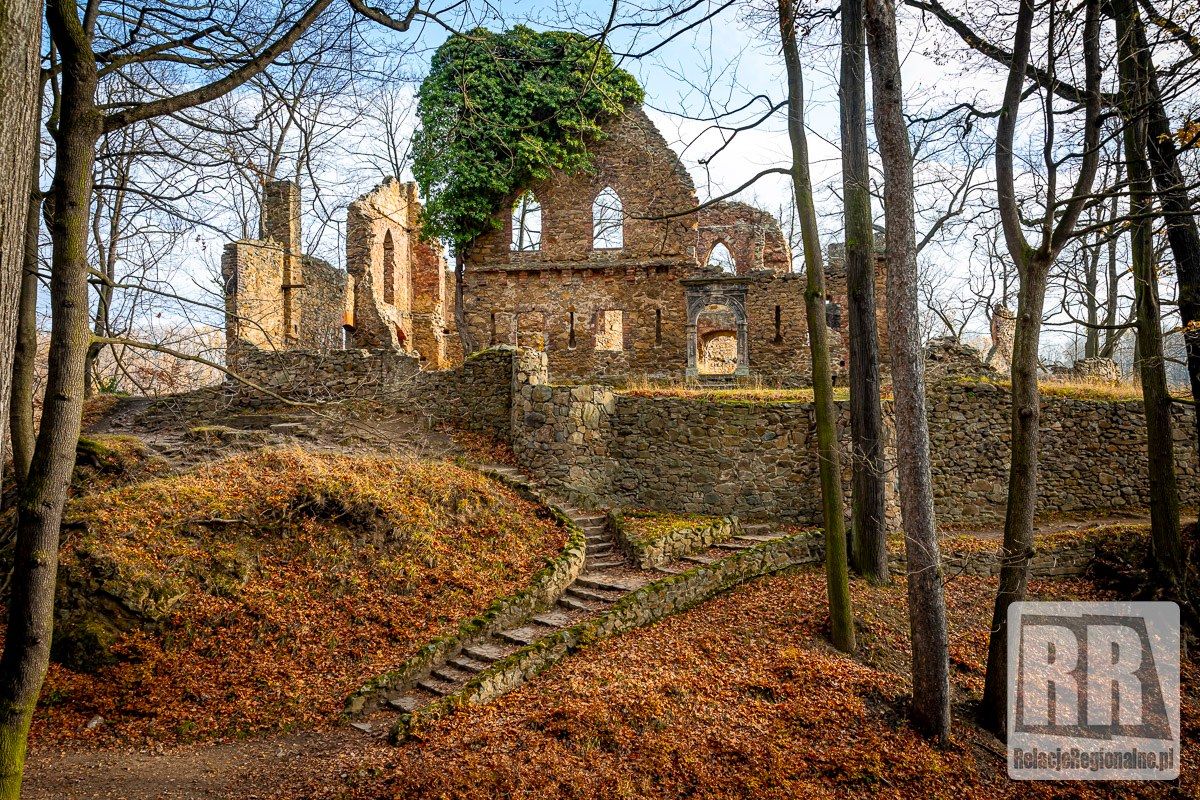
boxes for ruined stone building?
[225,106,886,385]
[459,103,886,384]
[223,178,454,370]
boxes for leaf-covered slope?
[35,449,567,746]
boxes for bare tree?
[865,0,951,742]
[979,0,1102,733]
[779,0,856,654]
[842,0,889,584]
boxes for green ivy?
[412,26,644,248]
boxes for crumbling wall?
[696,201,791,274]
[346,178,451,367]
[222,180,347,365]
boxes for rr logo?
[1008,602,1179,780]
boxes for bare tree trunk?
[1116,0,1184,593]
[0,0,43,493]
[0,1,94,793]
[1131,15,1200,466]
[10,142,41,485]
[979,0,1102,734]
[779,0,855,653]
[841,0,888,585]
[1084,236,1101,359]
[864,0,950,742]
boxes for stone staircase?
[356,465,795,735]
[373,463,654,718]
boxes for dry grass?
[619,374,849,404]
[959,375,1187,403]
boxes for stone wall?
[697,201,791,275]
[232,348,420,402]
[510,350,617,504]
[927,381,1200,525]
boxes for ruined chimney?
[261,179,302,343]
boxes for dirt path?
[24,729,370,800]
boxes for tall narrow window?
[382,230,396,305]
[489,311,497,346]
[510,191,542,251]
[568,311,577,350]
[707,242,736,273]
[592,187,624,249]
[774,305,783,343]
[655,308,662,347]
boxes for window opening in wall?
[490,311,497,346]
[707,242,736,273]
[568,311,577,349]
[595,309,624,351]
[382,230,396,305]
[511,191,542,251]
[592,187,624,249]
[774,305,783,343]
[655,308,662,347]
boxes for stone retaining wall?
[928,381,1200,525]
[232,348,421,404]
[612,511,739,568]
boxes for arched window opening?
[382,230,396,305]
[707,242,736,273]
[568,311,577,350]
[592,187,624,250]
[511,191,542,251]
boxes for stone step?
[574,515,607,526]
[565,585,619,603]
[416,677,457,696]
[655,565,685,575]
[449,655,491,672]
[587,542,615,555]
[497,626,543,646]
[464,643,509,663]
[714,541,754,552]
[431,664,473,683]
[558,595,598,612]
[531,610,574,628]
[587,557,626,569]
[683,554,717,565]
[585,533,608,543]
[575,574,633,593]
[387,695,420,712]
[735,534,780,543]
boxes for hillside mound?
[34,449,567,747]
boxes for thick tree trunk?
[0,2,96,794]
[841,0,889,584]
[865,0,950,742]
[1117,0,1184,591]
[779,0,855,653]
[0,0,43,488]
